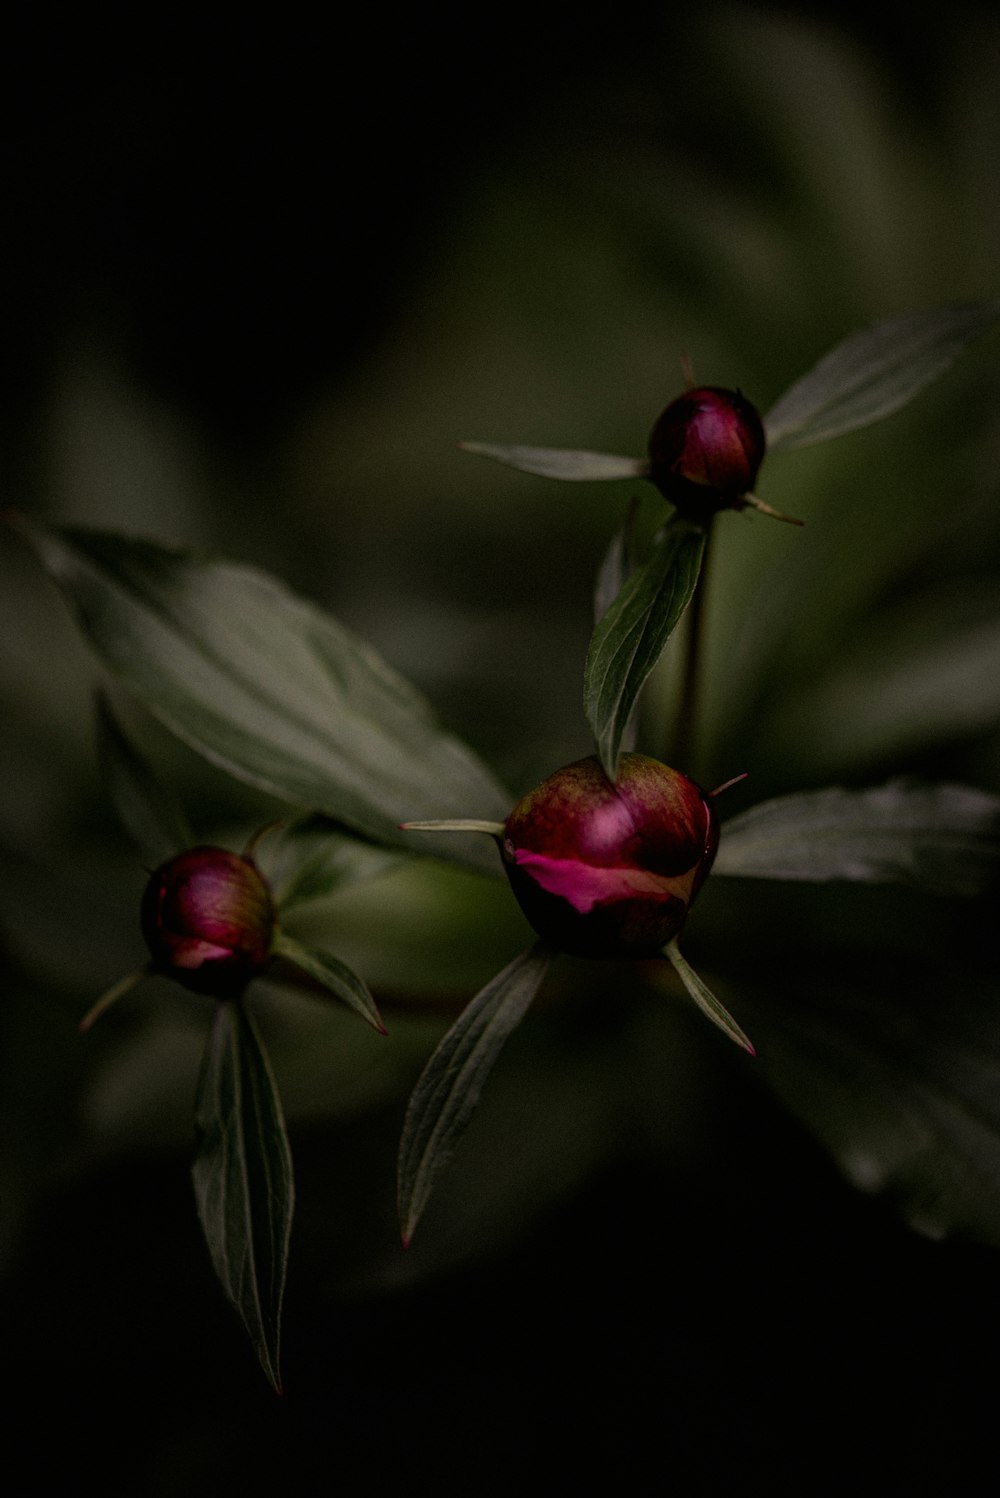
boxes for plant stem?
[673,520,714,768]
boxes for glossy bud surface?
[501,754,718,958]
[648,385,766,523]
[141,846,276,996]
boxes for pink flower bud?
[501,754,718,958]
[141,846,276,996]
[648,386,766,522]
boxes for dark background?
[3,5,1000,1493]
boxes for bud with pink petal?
[141,846,276,997]
[501,753,718,958]
[648,385,766,523]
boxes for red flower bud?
[648,386,766,523]
[141,846,276,996]
[501,754,718,959]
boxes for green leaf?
[764,299,1000,451]
[18,520,510,878]
[714,780,1000,898]
[261,815,406,912]
[270,929,387,1034]
[192,999,294,1394]
[584,522,706,779]
[397,942,553,1246]
[95,691,193,866]
[460,441,648,482]
[593,499,640,626]
[768,610,1000,777]
[748,963,1000,1246]
[663,940,755,1054]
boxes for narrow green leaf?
[584,522,706,779]
[271,930,386,1034]
[397,942,553,1246]
[764,299,1000,451]
[17,520,510,878]
[192,1000,294,1394]
[460,441,648,482]
[714,781,1000,898]
[664,940,755,1054]
[95,692,193,866]
[262,816,405,912]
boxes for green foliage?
[584,522,705,778]
[763,300,1000,450]
[17,520,509,875]
[192,999,294,1394]
[397,943,553,1246]
[8,186,1000,1394]
[95,690,194,867]
[270,931,386,1035]
[714,780,1000,895]
[460,442,648,481]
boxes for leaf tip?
[741,493,804,527]
[77,967,147,1032]
[710,772,749,799]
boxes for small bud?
[501,753,718,958]
[648,386,766,523]
[141,846,276,996]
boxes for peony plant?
[10,299,1000,1386]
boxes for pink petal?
[513,850,683,915]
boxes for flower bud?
[648,386,766,523]
[501,753,718,959]
[141,846,276,996]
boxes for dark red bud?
[141,846,276,997]
[501,754,718,959]
[648,386,766,523]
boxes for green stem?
[673,520,714,769]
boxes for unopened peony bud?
[648,386,766,523]
[501,753,718,958]
[141,846,276,996]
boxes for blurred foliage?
[3,3,1000,1491]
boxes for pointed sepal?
[270,930,387,1034]
[664,939,755,1055]
[460,442,648,482]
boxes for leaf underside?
[460,441,648,482]
[714,780,1000,898]
[764,299,1000,451]
[21,521,510,878]
[95,691,193,866]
